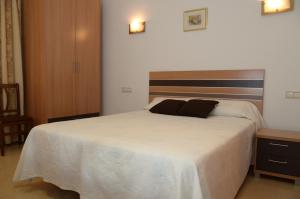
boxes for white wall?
[102,0,300,131]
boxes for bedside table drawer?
[256,138,300,177]
[256,155,300,177]
[255,129,300,182]
[257,138,300,159]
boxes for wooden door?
[44,0,77,119]
[75,0,101,115]
[23,0,48,124]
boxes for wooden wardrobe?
[22,0,101,125]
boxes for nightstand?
[255,128,300,185]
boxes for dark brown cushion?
[178,99,219,118]
[149,99,186,116]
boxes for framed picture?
[183,8,208,32]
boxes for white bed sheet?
[14,110,256,199]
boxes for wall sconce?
[129,20,146,34]
[261,0,294,15]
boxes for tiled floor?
[1,145,300,199]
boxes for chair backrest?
[0,84,20,117]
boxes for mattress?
[14,110,256,199]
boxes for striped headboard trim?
[149,70,265,113]
[149,80,264,88]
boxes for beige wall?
[102,0,300,131]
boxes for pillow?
[145,97,192,110]
[210,100,265,130]
[178,99,219,118]
[149,99,186,116]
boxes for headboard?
[149,70,265,113]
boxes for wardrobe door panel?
[75,0,101,115]
[44,0,77,119]
[23,0,48,124]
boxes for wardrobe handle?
[73,62,79,73]
[73,62,77,72]
[76,61,80,73]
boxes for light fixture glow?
[129,19,146,34]
[265,0,283,9]
[261,0,294,15]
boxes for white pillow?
[210,100,265,130]
[145,98,265,130]
[144,97,192,110]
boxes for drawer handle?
[269,143,289,148]
[268,159,288,164]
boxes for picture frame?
[183,8,208,32]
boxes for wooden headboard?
[149,70,265,113]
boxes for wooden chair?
[0,84,33,156]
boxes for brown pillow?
[178,99,219,118]
[150,99,186,116]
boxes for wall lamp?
[261,0,294,15]
[129,19,146,34]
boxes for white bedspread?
[14,111,256,199]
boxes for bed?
[14,70,265,199]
